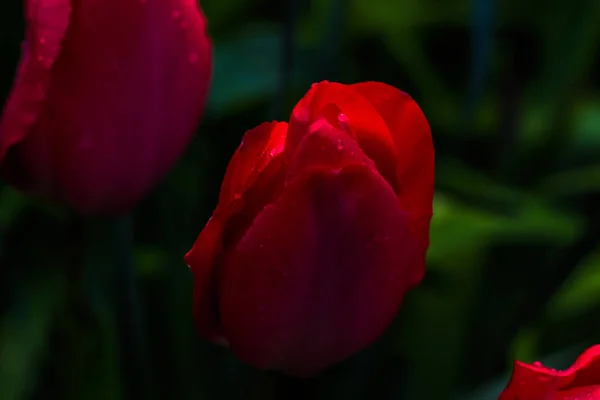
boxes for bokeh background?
[1,0,600,399]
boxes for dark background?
[1,0,600,399]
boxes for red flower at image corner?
[499,345,600,399]
[0,0,211,215]
[185,81,435,377]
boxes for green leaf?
[546,251,600,321]
[0,271,66,400]
[207,26,310,117]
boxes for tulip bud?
[0,0,212,215]
[186,81,434,376]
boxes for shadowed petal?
[0,0,72,160]
[1,0,212,214]
[218,164,413,377]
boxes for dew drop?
[233,192,242,200]
[269,148,277,157]
[532,361,542,367]
[336,140,344,150]
[39,37,46,45]
[337,113,349,125]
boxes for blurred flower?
[185,81,434,376]
[499,345,600,399]
[0,0,211,215]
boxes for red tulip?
[185,81,434,376]
[499,345,600,400]
[0,0,211,215]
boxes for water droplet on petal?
[336,140,344,150]
[233,192,242,200]
[39,37,46,45]
[269,148,277,157]
[533,361,542,367]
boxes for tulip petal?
[0,0,72,161]
[285,118,376,183]
[287,82,399,192]
[185,121,288,342]
[351,81,434,285]
[218,121,287,208]
[1,0,212,214]
[499,345,600,400]
[559,385,600,400]
[218,164,413,377]
[563,345,600,390]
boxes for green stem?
[255,372,315,400]
[114,215,152,400]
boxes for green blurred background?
[1,0,600,399]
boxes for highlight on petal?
[499,345,600,400]
[285,117,375,183]
[0,0,72,161]
[217,163,413,377]
[185,121,288,341]
[218,121,287,208]
[350,81,434,216]
[351,81,434,286]
[287,81,399,192]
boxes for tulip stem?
[256,372,314,400]
[114,215,153,400]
